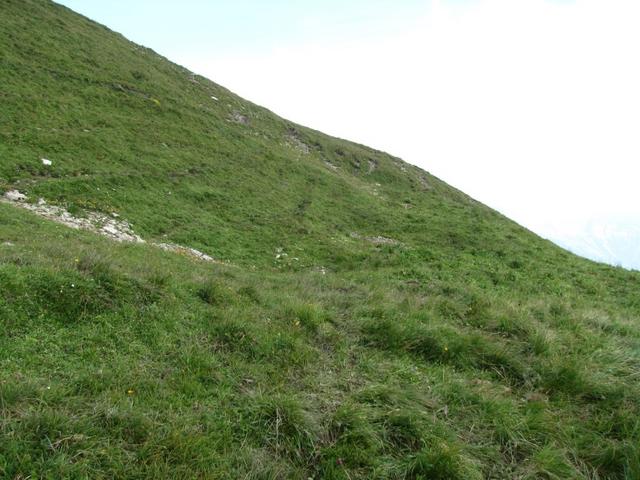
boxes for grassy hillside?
[1,1,640,478]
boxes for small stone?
[230,111,248,124]
[4,190,27,202]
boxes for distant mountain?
[547,217,640,271]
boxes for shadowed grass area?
[1,1,640,478]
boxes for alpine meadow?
[1,1,640,479]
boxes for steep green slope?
[1,1,640,479]
[1,0,553,270]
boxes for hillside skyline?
[55,0,640,270]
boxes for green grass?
[1,1,640,478]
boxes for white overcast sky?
[58,0,640,269]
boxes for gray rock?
[4,190,27,202]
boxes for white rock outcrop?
[1,190,221,263]
[4,190,27,202]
